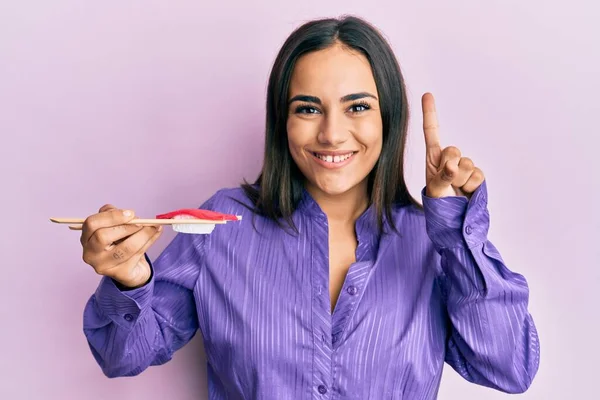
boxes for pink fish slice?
[156,208,241,234]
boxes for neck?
[306,180,369,225]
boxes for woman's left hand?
[421,92,485,199]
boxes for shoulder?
[385,201,434,246]
[391,201,426,230]
[387,202,444,271]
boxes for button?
[124,314,134,322]
[347,285,358,295]
[332,333,340,343]
[465,225,473,235]
[318,385,328,394]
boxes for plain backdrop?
[1,0,598,399]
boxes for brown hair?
[240,15,421,233]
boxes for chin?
[318,186,348,197]
[311,178,362,197]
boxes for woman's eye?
[350,103,370,113]
[296,106,320,114]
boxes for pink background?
[2,1,598,399]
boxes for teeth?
[314,152,354,163]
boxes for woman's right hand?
[80,204,163,289]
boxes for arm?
[422,180,540,393]
[82,230,205,377]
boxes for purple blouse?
[82,180,540,399]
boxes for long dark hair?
[240,15,421,233]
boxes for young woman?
[79,15,540,399]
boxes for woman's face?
[286,44,383,199]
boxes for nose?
[317,113,349,146]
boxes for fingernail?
[157,225,163,232]
[123,210,133,217]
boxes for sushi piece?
[156,208,241,234]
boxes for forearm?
[423,180,540,393]
[439,242,540,393]
[83,247,200,377]
[83,275,172,377]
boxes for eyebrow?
[288,92,378,105]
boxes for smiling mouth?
[311,151,357,164]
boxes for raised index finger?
[422,92,440,150]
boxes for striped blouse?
[82,180,540,399]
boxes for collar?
[297,188,380,262]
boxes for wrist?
[113,257,153,291]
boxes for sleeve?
[82,221,208,378]
[421,180,540,394]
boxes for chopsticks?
[50,216,241,230]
